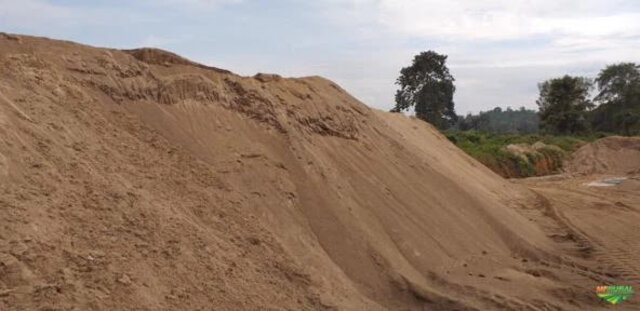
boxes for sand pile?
[565,136,640,175]
[1,33,637,310]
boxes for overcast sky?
[1,0,638,114]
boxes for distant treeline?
[455,63,640,136]
[391,50,640,136]
[455,107,539,134]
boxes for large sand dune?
[0,33,638,310]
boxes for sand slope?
[1,33,638,310]
[565,136,640,175]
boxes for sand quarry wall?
[0,34,570,310]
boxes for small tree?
[391,51,457,129]
[536,75,593,134]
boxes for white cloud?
[298,0,639,112]
[365,0,640,41]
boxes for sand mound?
[565,136,640,175]
[1,33,638,310]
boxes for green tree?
[536,75,593,134]
[592,63,640,135]
[391,51,457,129]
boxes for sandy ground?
[515,174,640,310]
[0,33,638,310]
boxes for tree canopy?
[391,51,457,129]
[536,75,593,135]
[592,63,640,135]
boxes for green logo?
[596,285,634,305]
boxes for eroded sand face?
[0,33,638,310]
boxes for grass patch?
[444,131,604,177]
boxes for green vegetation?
[392,52,638,177]
[445,131,595,154]
[444,131,602,177]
